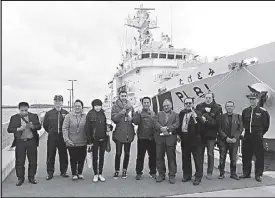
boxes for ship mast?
[125,4,159,50]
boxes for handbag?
[86,151,93,168]
[106,134,111,153]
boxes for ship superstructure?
[104,4,208,108]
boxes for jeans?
[92,140,106,175]
[115,140,131,171]
[136,139,156,175]
[201,139,216,174]
[218,140,238,175]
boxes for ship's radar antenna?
[125,4,159,49]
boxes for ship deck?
[2,131,275,197]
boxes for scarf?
[181,110,192,133]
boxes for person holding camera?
[177,97,204,186]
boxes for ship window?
[159,53,166,59]
[168,54,174,59]
[176,55,182,60]
[142,53,150,59]
[151,53,158,58]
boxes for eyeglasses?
[185,102,192,105]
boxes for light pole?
[68,80,77,105]
[67,88,72,111]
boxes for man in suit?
[7,102,41,186]
[154,99,180,184]
[43,95,69,180]
[178,97,204,186]
[218,101,243,180]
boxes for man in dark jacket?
[218,101,243,180]
[154,99,180,184]
[240,92,270,182]
[43,95,69,180]
[111,90,135,179]
[8,102,41,186]
[177,97,204,186]
[196,92,222,180]
[133,97,156,180]
[86,99,108,182]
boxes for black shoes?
[182,177,192,182]
[122,171,127,179]
[46,174,53,180]
[60,173,69,178]
[136,174,142,180]
[16,179,24,186]
[156,176,165,182]
[113,172,119,179]
[169,177,176,184]
[29,178,37,184]
[149,173,157,179]
[230,174,240,180]
[239,174,251,179]
[218,174,225,179]
[193,180,201,186]
[255,176,262,182]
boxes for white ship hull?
[151,60,275,151]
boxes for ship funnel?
[248,83,273,107]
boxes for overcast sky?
[2,1,275,106]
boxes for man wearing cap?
[43,95,69,180]
[240,92,270,182]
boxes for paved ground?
[2,133,275,197]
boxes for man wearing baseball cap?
[240,92,270,182]
[43,95,69,180]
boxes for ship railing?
[1,111,47,151]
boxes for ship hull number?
[175,84,211,103]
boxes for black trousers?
[201,138,216,174]
[92,140,106,175]
[68,146,87,175]
[114,140,131,171]
[218,140,238,175]
[155,135,177,178]
[180,134,203,181]
[135,139,156,175]
[242,134,264,177]
[46,133,68,175]
[15,139,37,180]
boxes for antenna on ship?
[170,4,173,46]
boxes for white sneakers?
[93,175,99,182]
[78,174,84,179]
[72,175,78,180]
[93,174,106,182]
[98,174,106,182]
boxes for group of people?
[7,90,270,188]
